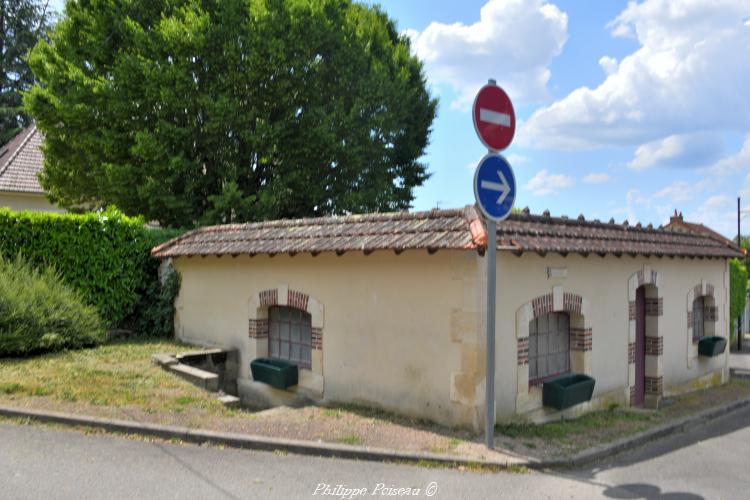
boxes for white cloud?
[654,180,692,203]
[687,195,736,236]
[598,56,618,76]
[583,172,611,184]
[506,153,529,165]
[628,132,724,170]
[407,0,568,109]
[525,169,574,196]
[523,0,750,150]
[708,134,750,175]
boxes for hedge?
[730,258,748,338]
[0,207,181,332]
[0,255,106,355]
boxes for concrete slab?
[217,395,241,407]
[168,364,219,392]
[151,354,177,367]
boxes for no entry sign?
[472,82,515,152]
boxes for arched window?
[268,306,312,368]
[692,295,716,343]
[529,312,570,383]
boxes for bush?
[0,207,182,335]
[0,255,106,356]
[730,258,748,339]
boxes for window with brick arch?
[529,312,570,383]
[692,296,716,343]
[268,306,312,369]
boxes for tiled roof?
[152,206,484,258]
[663,211,739,250]
[152,206,743,260]
[496,209,743,259]
[0,125,44,194]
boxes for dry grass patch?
[0,339,233,418]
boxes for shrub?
[0,255,106,356]
[0,207,182,335]
[730,258,748,339]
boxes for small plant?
[174,395,197,406]
[338,434,363,446]
[0,383,24,395]
[0,255,106,356]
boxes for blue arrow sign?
[473,153,516,222]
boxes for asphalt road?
[2,406,750,500]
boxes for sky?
[47,0,750,236]
[367,0,750,237]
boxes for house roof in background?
[0,125,44,194]
[663,210,741,251]
[151,205,743,260]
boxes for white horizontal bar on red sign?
[479,108,511,127]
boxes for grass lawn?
[495,379,750,459]
[0,339,230,416]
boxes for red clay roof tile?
[152,206,743,260]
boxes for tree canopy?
[0,0,51,144]
[25,0,437,227]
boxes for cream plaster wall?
[492,253,729,418]
[172,250,484,428]
[0,192,62,213]
[172,247,729,428]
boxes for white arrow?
[481,170,511,205]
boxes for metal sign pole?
[485,218,497,449]
[472,77,515,450]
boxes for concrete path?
[3,405,750,499]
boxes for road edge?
[2,395,749,471]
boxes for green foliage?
[130,265,181,338]
[0,0,52,144]
[25,0,437,228]
[0,254,106,356]
[0,207,181,334]
[730,258,748,326]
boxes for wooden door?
[634,286,646,407]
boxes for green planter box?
[698,336,727,357]
[542,374,596,410]
[250,358,298,389]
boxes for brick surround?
[645,336,663,356]
[288,290,309,311]
[570,328,592,351]
[259,289,278,307]
[531,294,553,319]
[645,298,663,316]
[563,292,583,315]
[517,338,529,366]
[248,318,269,339]
[628,342,635,364]
[645,376,663,396]
[312,327,323,350]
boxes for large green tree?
[25,0,437,227]
[0,0,51,144]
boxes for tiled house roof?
[663,210,741,251]
[0,125,44,194]
[152,206,743,260]
[152,206,484,258]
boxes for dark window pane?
[290,343,300,362]
[528,312,570,381]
